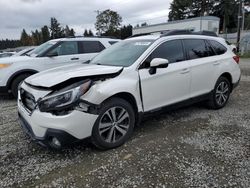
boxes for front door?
[139,40,191,112]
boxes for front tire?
[11,74,32,98]
[91,97,135,150]
[207,77,231,109]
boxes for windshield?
[90,39,154,67]
[29,41,57,57]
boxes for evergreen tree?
[31,29,42,45]
[88,29,94,36]
[41,25,50,43]
[141,22,148,27]
[121,25,133,39]
[64,25,71,37]
[69,28,75,37]
[84,29,89,36]
[20,29,30,46]
[50,17,63,39]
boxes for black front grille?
[20,89,36,112]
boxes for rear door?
[139,39,191,111]
[183,39,216,97]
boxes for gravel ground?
[0,59,250,188]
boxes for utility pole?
[242,0,245,31]
[200,0,205,31]
[237,0,243,52]
[237,0,242,52]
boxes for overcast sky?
[0,0,171,39]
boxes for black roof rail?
[160,29,218,37]
[129,30,218,39]
[129,33,153,38]
[66,36,119,39]
[192,30,218,37]
[160,29,192,37]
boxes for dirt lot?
[0,59,249,188]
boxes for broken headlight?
[38,80,92,112]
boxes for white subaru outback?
[0,37,119,97]
[18,30,241,150]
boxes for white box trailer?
[133,16,220,35]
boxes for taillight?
[233,55,240,64]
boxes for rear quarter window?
[183,39,214,60]
[78,41,105,54]
[209,40,227,55]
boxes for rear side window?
[183,39,214,60]
[209,40,227,55]
[150,40,185,63]
[79,41,105,54]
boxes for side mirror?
[47,51,58,57]
[149,58,169,75]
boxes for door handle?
[71,57,79,60]
[180,68,190,74]
[213,61,220,65]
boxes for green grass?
[240,53,250,58]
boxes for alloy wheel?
[215,81,230,106]
[98,106,130,143]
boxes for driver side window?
[142,40,185,68]
[48,41,78,56]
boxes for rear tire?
[91,97,135,150]
[207,77,231,109]
[11,74,32,98]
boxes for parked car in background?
[0,37,120,97]
[12,46,36,57]
[17,30,241,150]
[0,52,16,58]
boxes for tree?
[84,29,89,36]
[64,25,71,37]
[121,25,133,39]
[20,29,31,46]
[31,29,42,45]
[168,0,240,33]
[41,25,50,43]
[95,9,122,36]
[0,39,21,50]
[88,29,94,36]
[211,0,238,33]
[141,22,148,27]
[84,29,94,37]
[168,0,194,21]
[244,14,250,30]
[50,17,63,39]
[69,28,75,37]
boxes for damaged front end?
[38,79,93,115]
[22,68,123,116]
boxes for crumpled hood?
[0,55,35,64]
[25,63,123,88]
